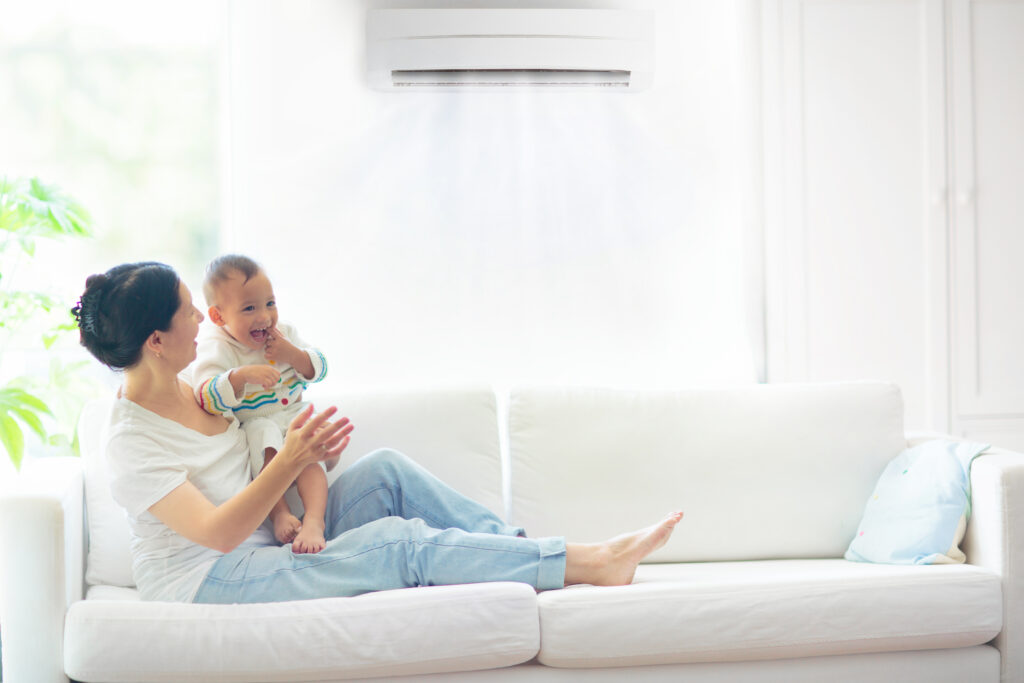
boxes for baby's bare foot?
[566,512,684,587]
[272,512,302,545]
[292,519,326,554]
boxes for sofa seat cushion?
[65,582,539,682]
[537,559,1001,668]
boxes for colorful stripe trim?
[234,396,289,412]
[240,379,304,404]
[198,376,231,415]
[234,379,307,412]
[309,348,328,382]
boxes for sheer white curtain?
[227,0,759,391]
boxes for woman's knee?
[362,514,427,538]
[344,448,415,485]
[362,448,414,473]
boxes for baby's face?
[211,269,279,351]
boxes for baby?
[192,254,333,553]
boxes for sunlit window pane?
[0,0,225,473]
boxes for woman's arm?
[149,405,352,553]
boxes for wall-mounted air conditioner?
[366,9,655,92]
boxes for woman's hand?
[279,404,353,469]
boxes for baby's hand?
[264,326,300,364]
[238,364,280,389]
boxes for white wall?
[225,0,758,391]
[762,0,942,431]
[762,0,1024,442]
[227,0,1024,443]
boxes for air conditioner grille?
[391,69,631,88]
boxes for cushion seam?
[541,629,1001,660]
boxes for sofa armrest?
[963,447,1024,683]
[0,456,84,683]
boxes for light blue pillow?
[845,439,990,565]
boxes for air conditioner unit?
[366,9,654,92]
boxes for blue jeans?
[193,449,567,603]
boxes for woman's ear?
[208,306,225,326]
[145,331,163,359]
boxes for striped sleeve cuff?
[197,372,240,415]
[303,348,328,384]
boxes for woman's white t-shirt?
[105,394,275,602]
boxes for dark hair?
[203,253,263,305]
[71,262,181,370]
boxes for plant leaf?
[49,203,73,234]
[9,404,46,440]
[0,176,93,240]
[0,413,25,470]
[47,434,74,451]
[18,234,36,257]
[0,387,52,415]
[67,206,93,236]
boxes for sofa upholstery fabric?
[509,382,906,562]
[65,582,539,682]
[386,647,1000,682]
[535,559,1001,667]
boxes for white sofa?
[1,382,1020,682]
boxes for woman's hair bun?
[72,273,111,335]
[84,272,110,290]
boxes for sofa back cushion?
[82,387,503,588]
[508,382,906,562]
[81,398,134,587]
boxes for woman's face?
[160,281,204,370]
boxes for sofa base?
[391,645,999,682]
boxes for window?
[0,1,225,476]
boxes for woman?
[72,261,682,604]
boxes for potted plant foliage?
[0,176,94,470]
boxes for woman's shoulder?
[105,404,174,478]
[106,394,242,472]
[107,397,173,447]
[108,389,224,441]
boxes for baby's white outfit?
[191,322,329,479]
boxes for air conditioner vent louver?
[368,9,654,92]
[391,69,632,88]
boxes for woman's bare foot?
[564,511,684,587]
[292,518,326,554]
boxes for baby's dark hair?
[203,254,263,305]
[71,262,181,370]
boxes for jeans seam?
[403,496,450,531]
[331,484,451,533]
[330,485,391,531]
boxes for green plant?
[0,176,93,469]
